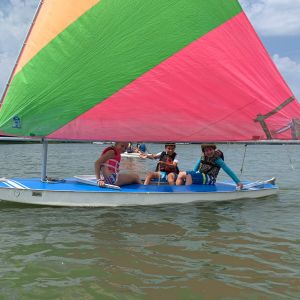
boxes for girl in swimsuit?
[95,142,141,187]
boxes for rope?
[157,162,161,186]
[240,144,247,176]
[284,144,295,170]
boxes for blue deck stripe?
[0,178,278,193]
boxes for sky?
[0,0,299,100]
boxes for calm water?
[0,143,300,299]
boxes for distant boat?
[92,141,105,145]
[1,0,300,206]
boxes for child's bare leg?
[167,173,176,185]
[115,173,141,186]
[143,173,151,185]
[185,174,193,185]
[176,171,186,185]
[144,172,159,185]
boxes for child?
[126,142,134,153]
[134,143,147,154]
[95,142,141,187]
[176,144,243,189]
[141,143,179,185]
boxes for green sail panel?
[0,0,241,137]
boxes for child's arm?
[193,159,201,172]
[216,158,243,188]
[95,150,115,185]
[140,152,160,159]
[159,160,178,168]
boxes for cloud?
[272,54,300,99]
[0,52,15,97]
[240,0,300,99]
[0,0,38,96]
[240,0,300,36]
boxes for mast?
[41,138,48,181]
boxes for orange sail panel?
[15,0,100,75]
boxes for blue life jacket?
[139,143,147,152]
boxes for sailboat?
[0,0,299,206]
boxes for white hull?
[0,186,278,207]
[121,152,141,158]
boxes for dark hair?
[165,143,176,148]
[201,144,216,152]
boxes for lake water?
[0,143,299,299]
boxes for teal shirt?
[193,158,240,184]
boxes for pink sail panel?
[49,12,299,141]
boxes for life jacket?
[139,143,147,153]
[155,151,179,174]
[101,146,121,173]
[199,150,224,184]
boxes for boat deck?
[0,178,277,193]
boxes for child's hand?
[236,182,243,190]
[97,179,105,187]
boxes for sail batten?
[0,0,299,141]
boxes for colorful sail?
[0,0,299,141]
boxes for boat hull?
[121,152,141,158]
[0,178,278,207]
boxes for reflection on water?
[0,143,300,299]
